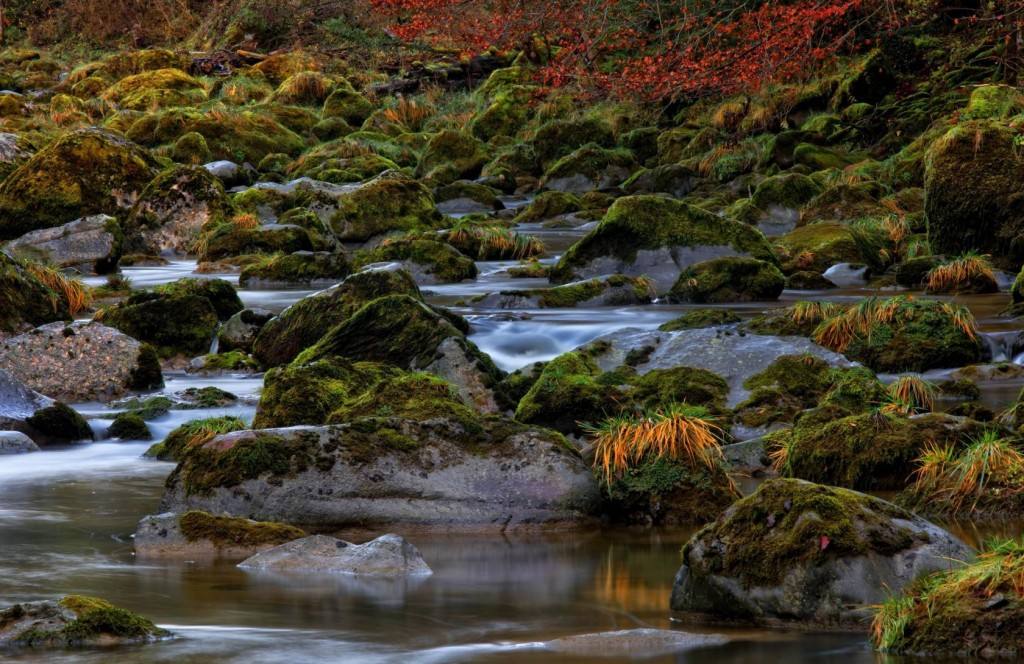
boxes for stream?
[3,219,1022,663]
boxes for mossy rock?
[470,84,534,141]
[107,412,151,440]
[658,310,741,331]
[670,257,785,303]
[200,222,314,261]
[26,403,93,442]
[155,277,242,320]
[271,71,334,106]
[551,195,778,294]
[102,291,219,358]
[239,251,351,287]
[0,253,71,336]
[962,83,1024,120]
[177,510,305,549]
[774,412,983,490]
[417,130,487,184]
[124,165,232,255]
[484,274,655,308]
[514,350,626,435]
[744,172,823,219]
[800,181,886,223]
[605,457,739,526]
[0,128,161,241]
[925,120,1024,269]
[1,594,169,648]
[513,191,582,223]
[775,223,860,273]
[321,88,374,125]
[622,163,697,198]
[353,238,477,284]
[327,170,443,242]
[532,118,615,169]
[102,68,206,110]
[171,131,212,164]
[252,268,421,367]
[670,478,969,629]
[147,416,247,461]
[255,358,481,432]
[541,144,636,193]
[619,126,660,164]
[628,367,729,414]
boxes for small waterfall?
[981,331,1020,363]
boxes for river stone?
[218,307,275,353]
[3,214,121,274]
[0,369,53,439]
[239,534,432,576]
[588,326,854,407]
[0,321,162,401]
[544,629,728,657]
[822,262,869,287]
[204,160,251,187]
[669,479,973,631]
[160,420,601,528]
[550,195,777,294]
[133,511,304,559]
[0,596,169,648]
[125,165,231,255]
[0,431,38,454]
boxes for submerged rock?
[669,479,972,630]
[134,511,305,559]
[0,431,38,455]
[238,534,432,576]
[4,214,122,274]
[159,420,601,528]
[544,629,728,658]
[0,321,162,401]
[0,595,169,649]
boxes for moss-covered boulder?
[108,412,151,440]
[622,163,697,198]
[124,165,232,255]
[296,295,504,413]
[25,402,93,443]
[0,253,70,337]
[925,120,1024,269]
[532,118,615,169]
[199,221,315,261]
[477,274,655,309]
[658,310,741,331]
[102,68,206,110]
[146,416,248,461]
[417,130,487,184]
[733,173,823,236]
[321,87,374,125]
[669,257,785,303]
[158,419,600,528]
[253,268,422,367]
[551,195,778,294]
[353,238,477,285]
[102,289,220,358]
[0,129,160,240]
[670,478,972,630]
[772,412,984,490]
[514,351,626,435]
[512,190,583,223]
[155,278,242,321]
[134,510,304,559]
[541,144,636,193]
[327,171,443,242]
[239,251,351,287]
[0,595,170,648]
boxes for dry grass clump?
[884,376,936,415]
[382,96,434,132]
[447,222,545,259]
[25,262,93,316]
[925,252,995,293]
[910,431,1024,513]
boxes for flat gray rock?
[4,214,119,273]
[0,431,38,455]
[239,534,432,576]
[545,629,728,657]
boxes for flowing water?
[4,220,1022,662]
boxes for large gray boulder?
[669,479,973,630]
[239,534,432,576]
[0,321,162,401]
[159,419,601,528]
[4,214,122,274]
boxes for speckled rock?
[0,369,53,439]
[238,534,432,576]
[3,214,121,274]
[0,431,38,454]
[0,321,162,401]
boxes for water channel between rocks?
[5,221,1023,663]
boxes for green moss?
[605,457,738,525]
[321,87,374,125]
[513,191,582,223]
[658,309,741,331]
[925,120,1024,269]
[103,291,219,358]
[177,430,317,496]
[684,478,922,588]
[353,238,477,283]
[178,510,304,548]
[670,257,785,303]
[103,68,206,110]
[962,84,1024,120]
[154,277,242,321]
[499,274,654,308]
[200,222,314,262]
[542,144,636,189]
[254,358,369,428]
[750,172,823,211]
[27,403,93,442]
[417,130,487,183]
[252,268,421,367]
[551,195,778,284]
[56,595,168,645]
[172,131,212,164]
[116,395,173,420]
[775,412,981,490]
[629,367,729,413]
[108,412,151,440]
[239,251,351,286]
[532,118,615,168]
[514,351,626,434]
[470,84,534,141]
[178,386,239,409]
[0,128,160,241]
[327,171,443,242]
[148,416,247,461]
[0,253,70,335]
